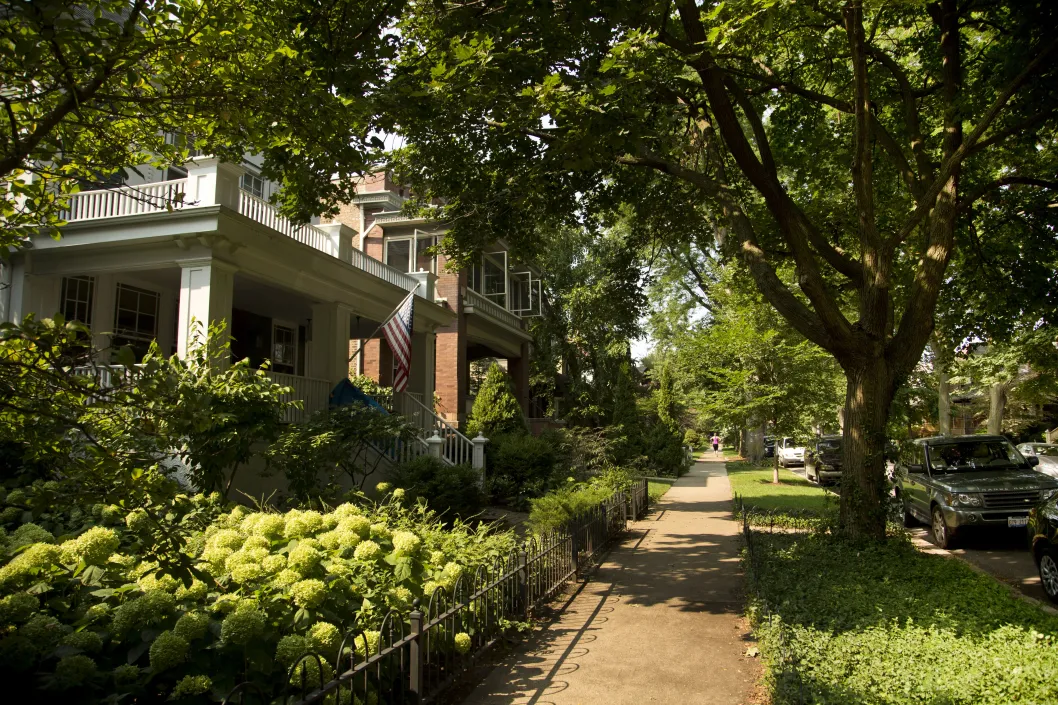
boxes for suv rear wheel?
[931,505,957,549]
[1039,547,1058,603]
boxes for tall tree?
[388,1,1058,538]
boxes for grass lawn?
[726,460,834,515]
[648,477,674,502]
[747,531,1058,704]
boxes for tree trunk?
[938,367,952,436]
[840,358,895,540]
[988,382,1007,435]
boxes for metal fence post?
[570,519,580,581]
[408,602,424,703]
[519,547,530,620]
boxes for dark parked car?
[1029,495,1058,603]
[805,435,842,485]
[764,436,776,458]
[893,435,1058,549]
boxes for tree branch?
[957,176,1058,212]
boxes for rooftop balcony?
[57,159,419,293]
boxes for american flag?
[382,292,415,392]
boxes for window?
[385,238,412,272]
[272,324,296,374]
[384,233,438,274]
[112,283,159,360]
[241,173,265,199]
[60,276,95,326]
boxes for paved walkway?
[461,459,757,705]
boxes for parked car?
[1017,443,1058,477]
[1028,493,1058,603]
[777,437,806,468]
[805,435,842,485]
[764,436,776,458]
[893,435,1058,549]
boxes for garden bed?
[744,530,1058,704]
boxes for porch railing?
[232,479,650,705]
[60,179,188,221]
[266,371,333,423]
[464,288,524,331]
[394,391,474,466]
[348,244,420,291]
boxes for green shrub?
[527,483,613,533]
[486,432,564,509]
[747,531,1058,704]
[466,364,526,438]
[0,492,515,702]
[683,428,700,448]
[387,456,486,521]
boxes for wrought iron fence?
[225,480,650,705]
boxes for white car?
[1017,443,1058,478]
[777,437,806,467]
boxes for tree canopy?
[386,0,1058,537]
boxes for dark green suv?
[1028,495,1058,603]
[893,435,1058,549]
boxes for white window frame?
[113,283,160,351]
[241,172,265,199]
[60,275,95,326]
[383,230,438,274]
[271,322,297,373]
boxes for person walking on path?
[711,432,722,456]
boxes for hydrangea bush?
[0,489,514,702]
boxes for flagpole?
[348,289,417,366]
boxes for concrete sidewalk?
[460,459,757,705]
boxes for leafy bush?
[683,428,700,448]
[485,431,565,509]
[0,490,515,702]
[746,531,1058,704]
[267,403,417,502]
[527,467,641,533]
[387,456,486,521]
[466,364,526,438]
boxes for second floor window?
[60,276,95,326]
[384,232,438,273]
[241,173,265,199]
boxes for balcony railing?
[54,162,419,293]
[238,191,339,258]
[464,288,524,330]
[60,180,188,221]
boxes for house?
[324,171,545,430]
[0,158,549,472]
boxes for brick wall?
[434,266,467,426]
[507,341,531,417]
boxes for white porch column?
[177,259,235,359]
[91,273,116,361]
[309,302,353,383]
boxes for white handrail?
[465,288,524,330]
[265,371,333,423]
[61,180,188,222]
[348,245,420,291]
[238,191,339,258]
[395,391,473,466]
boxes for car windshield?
[928,440,1024,472]
[817,439,841,452]
[1034,445,1058,457]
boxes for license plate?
[1008,516,1028,528]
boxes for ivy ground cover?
[746,531,1058,704]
